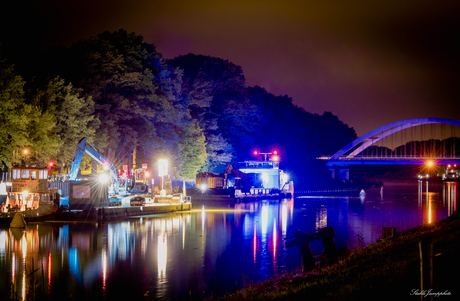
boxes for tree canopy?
[0,55,30,169]
[1,29,357,181]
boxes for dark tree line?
[0,29,356,180]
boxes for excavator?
[68,137,135,196]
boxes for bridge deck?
[320,156,460,166]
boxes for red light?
[273,150,278,155]
[254,151,258,155]
[48,161,54,168]
[455,164,457,168]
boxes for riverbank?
[216,210,460,300]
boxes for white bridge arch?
[330,118,460,160]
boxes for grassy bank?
[216,211,460,300]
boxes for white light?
[282,173,288,183]
[262,173,268,183]
[99,173,109,183]
[200,184,207,191]
[22,190,29,198]
[158,159,168,177]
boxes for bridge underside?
[326,158,460,167]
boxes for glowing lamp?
[99,173,109,183]
[145,171,150,178]
[22,190,29,198]
[48,161,54,168]
[254,151,258,155]
[158,159,168,177]
[427,161,433,167]
[273,150,278,155]
[272,155,279,162]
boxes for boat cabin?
[7,166,51,210]
[236,160,282,190]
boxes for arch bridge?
[322,118,460,167]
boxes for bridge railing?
[319,156,460,161]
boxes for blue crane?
[68,138,125,195]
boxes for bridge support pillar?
[339,168,349,180]
[328,168,350,180]
[328,168,336,179]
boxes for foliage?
[30,77,100,169]
[1,30,358,180]
[168,54,260,172]
[177,121,207,178]
[24,107,61,165]
[66,30,187,167]
[247,86,356,177]
[315,111,358,156]
[0,55,30,168]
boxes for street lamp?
[158,159,168,197]
[23,149,29,166]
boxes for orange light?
[145,171,150,177]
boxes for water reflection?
[158,221,167,282]
[444,181,458,216]
[0,181,458,300]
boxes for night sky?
[2,0,459,136]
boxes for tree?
[177,121,207,179]
[0,54,30,169]
[64,30,188,169]
[168,54,261,170]
[314,112,357,156]
[31,77,100,169]
[247,86,357,178]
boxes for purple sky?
[2,0,460,136]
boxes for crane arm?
[68,137,121,195]
[68,138,88,181]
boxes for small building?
[8,166,51,210]
[196,172,225,189]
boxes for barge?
[195,151,294,202]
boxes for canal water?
[0,180,458,300]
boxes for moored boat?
[0,165,56,225]
[195,150,294,201]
